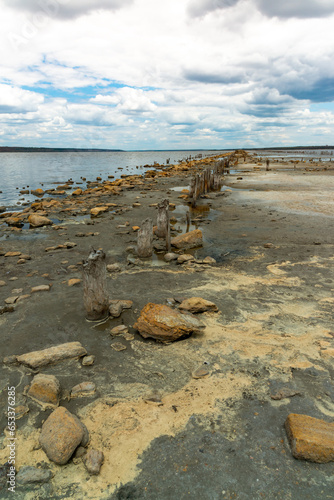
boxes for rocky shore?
[0,151,333,499]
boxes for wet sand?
[0,153,334,499]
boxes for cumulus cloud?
[0,84,44,114]
[92,88,157,113]
[188,0,334,18]
[2,0,133,20]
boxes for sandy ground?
[0,153,333,499]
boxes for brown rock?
[28,214,53,228]
[72,189,83,196]
[82,355,95,366]
[84,449,104,475]
[5,217,23,228]
[109,300,133,318]
[179,297,219,314]
[0,280,6,286]
[31,285,50,293]
[31,188,44,197]
[110,325,128,336]
[107,263,121,273]
[5,296,19,305]
[90,206,108,217]
[285,413,334,463]
[5,251,21,257]
[16,342,87,369]
[71,382,96,398]
[202,256,217,265]
[28,374,61,408]
[39,407,84,465]
[134,303,205,342]
[68,279,81,287]
[164,252,178,262]
[171,229,203,249]
[177,254,195,264]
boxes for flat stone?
[271,388,301,400]
[164,252,179,262]
[179,297,219,314]
[0,280,6,286]
[68,278,81,287]
[28,374,61,408]
[16,466,53,485]
[71,381,96,398]
[5,251,21,257]
[202,256,217,264]
[111,342,127,351]
[192,366,210,379]
[14,405,30,419]
[285,413,334,463]
[107,263,122,273]
[171,229,203,249]
[110,325,128,336]
[28,214,53,228]
[82,355,95,366]
[134,303,205,342]
[177,254,195,264]
[39,407,85,465]
[5,296,19,305]
[31,285,50,293]
[84,449,104,475]
[16,342,87,369]
[90,206,108,217]
[64,241,77,248]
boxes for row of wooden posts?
[189,157,230,207]
[82,155,232,321]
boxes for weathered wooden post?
[82,249,109,321]
[156,199,169,238]
[186,211,190,232]
[137,218,153,257]
[266,158,270,171]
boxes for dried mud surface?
[0,155,334,499]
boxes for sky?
[0,0,334,150]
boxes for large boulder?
[179,297,219,314]
[39,407,87,465]
[285,413,334,463]
[28,214,53,228]
[171,229,203,249]
[134,303,205,342]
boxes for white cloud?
[3,0,133,20]
[0,84,44,113]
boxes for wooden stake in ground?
[156,199,170,238]
[82,249,109,321]
[137,218,153,257]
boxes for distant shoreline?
[0,145,333,153]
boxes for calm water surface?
[0,150,222,209]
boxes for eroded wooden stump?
[137,218,153,257]
[82,249,109,321]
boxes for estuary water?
[0,150,222,210]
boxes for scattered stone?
[90,206,108,217]
[285,413,334,463]
[28,214,53,228]
[82,355,95,366]
[132,226,140,231]
[39,407,85,465]
[84,449,104,475]
[28,374,61,408]
[0,305,15,315]
[202,256,217,264]
[71,381,96,398]
[110,325,128,336]
[192,366,210,379]
[68,278,81,287]
[107,263,121,273]
[0,280,6,286]
[264,243,274,248]
[5,251,21,257]
[15,405,30,419]
[134,303,205,342]
[72,188,83,196]
[109,299,133,318]
[17,259,27,264]
[31,189,45,197]
[144,393,163,405]
[16,342,87,369]
[31,285,50,293]
[271,388,301,400]
[111,342,127,351]
[164,252,179,262]
[5,296,19,305]
[9,277,18,281]
[179,297,219,314]
[16,466,53,485]
[177,254,195,264]
[64,241,77,248]
[16,294,31,303]
[171,229,203,249]
[123,332,135,341]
